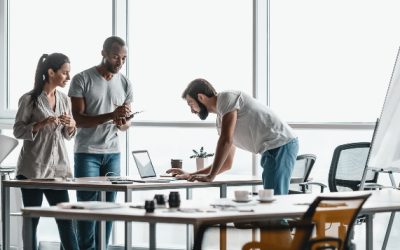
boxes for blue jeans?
[74,153,120,250]
[16,175,79,250]
[261,138,299,195]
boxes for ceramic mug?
[234,190,250,201]
[258,189,274,200]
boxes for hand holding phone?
[126,111,144,121]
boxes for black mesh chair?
[289,154,326,194]
[327,142,394,250]
[328,142,381,192]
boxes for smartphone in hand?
[126,111,144,121]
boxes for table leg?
[192,223,200,250]
[219,185,228,250]
[149,222,156,250]
[186,188,193,250]
[219,224,227,250]
[99,191,106,250]
[1,183,10,250]
[125,191,132,250]
[366,214,373,250]
[220,184,227,198]
[382,212,395,250]
[22,217,33,250]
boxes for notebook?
[131,150,176,183]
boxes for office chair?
[327,142,393,249]
[289,154,326,194]
[193,218,314,250]
[0,134,19,166]
[0,134,18,179]
[328,142,381,192]
[303,194,371,250]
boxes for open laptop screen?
[131,150,157,178]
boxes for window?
[270,0,400,122]
[129,0,253,122]
[9,0,112,110]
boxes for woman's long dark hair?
[29,53,70,106]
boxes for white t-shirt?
[216,91,296,154]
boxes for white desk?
[1,174,266,250]
[20,189,400,250]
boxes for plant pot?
[196,157,207,171]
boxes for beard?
[104,60,121,74]
[197,101,209,120]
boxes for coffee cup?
[234,190,250,201]
[258,189,274,200]
[171,159,183,169]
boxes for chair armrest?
[299,181,327,193]
[356,183,392,190]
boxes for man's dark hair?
[181,78,217,100]
[103,36,126,53]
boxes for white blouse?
[13,90,76,179]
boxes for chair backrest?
[289,154,317,194]
[328,142,377,192]
[0,134,19,164]
[291,154,317,182]
[193,218,314,250]
[302,194,371,250]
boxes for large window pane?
[129,126,252,176]
[129,0,253,122]
[270,0,400,122]
[9,0,112,109]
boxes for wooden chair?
[303,194,371,250]
[193,219,314,250]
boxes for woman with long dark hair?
[13,53,79,250]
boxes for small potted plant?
[190,146,214,170]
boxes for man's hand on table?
[187,174,215,182]
[166,168,191,180]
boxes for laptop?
[131,150,176,183]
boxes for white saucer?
[232,199,252,203]
[257,198,276,203]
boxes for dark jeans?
[74,153,120,250]
[16,175,79,250]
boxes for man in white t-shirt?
[167,78,299,195]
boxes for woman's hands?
[59,113,76,128]
[33,116,59,132]
[33,113,76,133]
[59,113,76,134]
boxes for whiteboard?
[368,48,400,169]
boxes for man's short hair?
[103,36,126,53]
[182,78,217,99]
